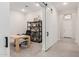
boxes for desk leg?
[27,36,30,48]
[15,39,20,52]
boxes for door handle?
[47,32,49,36]
[5,37,8,48]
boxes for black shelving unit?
[27,20,42,43]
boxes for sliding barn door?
[41,2,59,51]
[45,3,59,51]
[0,2,9,57]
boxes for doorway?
[62,14,73,38]
[10,2,43,57]
[59,11,77,39]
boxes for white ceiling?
[51,2,79,12]
[10,2,79,14]
[10,2,42,13]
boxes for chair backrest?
[26,30,31,35]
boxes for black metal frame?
[27,20,42,43]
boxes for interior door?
[0,2,9,57]
[41,2,54,51]
[45,3,58,51]
[63,15,73,38]
[41,2,58,51]
[45,6,55,50]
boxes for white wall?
[75,7,79,45]
[10,10,42,43]
[10,10,42,34]
[58,14,64,38]
[25,10,42,21]
[43,3,59,51]
[25,10,42,29]
[10,10,26,35]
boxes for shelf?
[27,20,42,43]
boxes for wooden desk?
[10,35,30,52]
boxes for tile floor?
[10,38,79,57]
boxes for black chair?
[25,30,31,35]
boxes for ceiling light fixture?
[36,3,40,7]
[63,2,68,5]
[47,7,50,10]
[21,9,25,12]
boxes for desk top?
[10,35,30,39]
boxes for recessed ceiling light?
[47,7,50,10]
[36,3,40,7]
[21,9,25,12]
[63,2,68,5]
